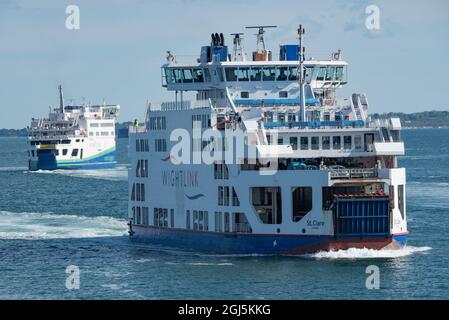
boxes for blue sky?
[0,0,448,128]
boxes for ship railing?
[128,124,146,134]
[327,168,378,179]
[262,120,366,130]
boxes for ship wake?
[306,246,432,259]
[0,211,127,240]
[30,165,129,181]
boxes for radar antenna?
[245,25,276,51]
[231,33,245,61]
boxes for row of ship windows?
[31,148,83,158]
[192,114,210,128]
[135,139,150,152]
[30,139,83,145]
[134,135,366,155]
[269,135,364,151]
[148,117,167,130]
[135,138,167,153]
[218,186,240,207]
[165,66,345,84]
[148,114,210,131]
[136,160,149,178]
[132,206,251,234]
[89,131,114,137]
[130,183,146,202]
[89,122,114,128]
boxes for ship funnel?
[58,85,65,113]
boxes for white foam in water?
[0,211,127,240]
[30,165,129,181]
[0,166,28,172]
[307,246,432,259]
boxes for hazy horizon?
[1,0,448,128]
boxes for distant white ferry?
[28,86,120,170]
[127,25,408,254]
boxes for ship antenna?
[298,25,306,122]
[58,85,65,113]
[245,25,276,51]
[231,33,245,61]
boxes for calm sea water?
[0,129,447,299]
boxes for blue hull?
[129,225,408,255]
[29,149,116,171]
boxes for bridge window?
[288,67,299,80]
[322,136,330,150]
[276,67,289,81]
[333,136,341,149]
[292,187,312,222]
[173,69,183,83]
[311,136,319,150]
[182,69,193,83]
[225,67,237,82]
[355,135,362,151]
[335,66,345,81]
[237,68,250,81]
[250,67,262,81]
[290,137,298,150]
[316,67,326,81]
[262,67,276,81]
[165,68,174,84]
[325,66,335,81]
[191,68,203,83]
[241,91,249,99]
[304,66,314,83]
[300,137,309,150]
[344,136,352,150]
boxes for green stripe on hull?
[57,147,116,164]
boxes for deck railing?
[328,168,377,179]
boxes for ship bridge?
[161,28,348,114]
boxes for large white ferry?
[128,26,408,254]
[28,86,120,170]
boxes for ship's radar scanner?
[245,25,277,61]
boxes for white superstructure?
[127,26,407,254]
[28,86,120,170]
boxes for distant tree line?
[371,110,449,128]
